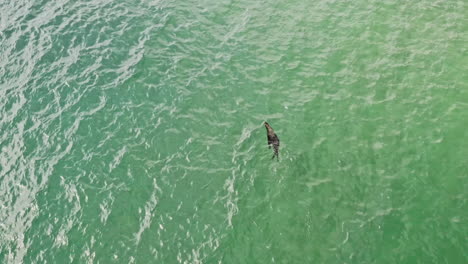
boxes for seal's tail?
[271,146,279,161]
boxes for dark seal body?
[264,122,280,160]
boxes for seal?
[264,122,280,161]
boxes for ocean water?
[1,0,467,263]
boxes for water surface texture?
[1,0,467,263]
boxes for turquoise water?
[1,0,467,263]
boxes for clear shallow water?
[1,0,467,263]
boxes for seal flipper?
[271,152,279,161]
[272,142,279,161]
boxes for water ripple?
[1,0,467,263]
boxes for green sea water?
[1,0,467,263]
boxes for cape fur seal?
[264,122,280,161]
